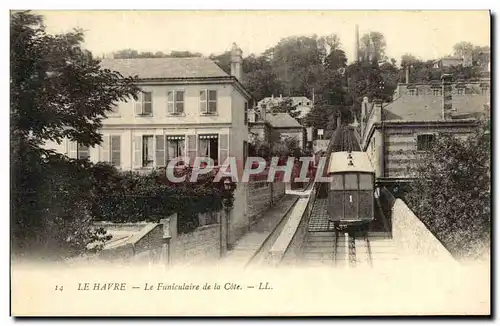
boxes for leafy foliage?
[11,11,141,258]
[267,98,301,119]
[90,165,235,234]
[404,120,491,260]
[11,12,140,148]
[360,31,387,61]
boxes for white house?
[44,43,254,245]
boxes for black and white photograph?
[9,9,491,316]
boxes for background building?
[360,76,490,190]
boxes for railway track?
[299,124,394,268]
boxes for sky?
[36,10,490,63]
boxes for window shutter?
[155,135,166,167]
[167,91,174,115]
[208,90,217,113]
[143,92,152,115]
[111,135,121,167]
[187,134,197,166]
[244,102,248,124]
[68,140,77,159]
[135,92,143,116]
[219,133,229,166]
[176,91,184,114]
[133,135,142,168]
[199,90,207,113]
[100,135,110,162]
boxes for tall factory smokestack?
[355,24,360,63]
[441,74,453,120]
[405,66,410,84]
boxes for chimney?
[355,24,360,63]
[405,66,410,84]
[373,98,383,122]
[230,43,243,81]
[441,74,453,120]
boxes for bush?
[90,165,235,234]
[405,120,490,260]
[11,146,236,258]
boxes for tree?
[113,49,202,59]
[242,55,283,101]
[11,11,139,257]
[265,35,326,96]
[267,98,301,119]
[360,31,387,61]
[405,119,491,260]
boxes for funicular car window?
[330,174,343,190]
[344,174,358,190]
[359,174,373,190]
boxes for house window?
[456,88,465,95]
[344,174,358,190]
[155,135,185,167]
[110,136,121,166]
[135,91,153,116]
[167,90,184,115]
[99,135,121,167]
[244,102,248,124]
[142,135,154,167]
[198,134,219,165]
[359,174,373,190]
[167,136,185,160]
[481,86,489,95]
[408,89,418,96]
[417,134,435,151]
[432,89,442,96]
[77,143,90,160]
[306,101,310,106]
[200,90,217,114]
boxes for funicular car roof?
[328,151,374,174]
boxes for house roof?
[382,94,489,121]
[100,57,228,79]
[266,113,302,128]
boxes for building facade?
[44,44,255,245]
[360,78,490,189]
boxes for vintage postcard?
[10,10,491,316]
